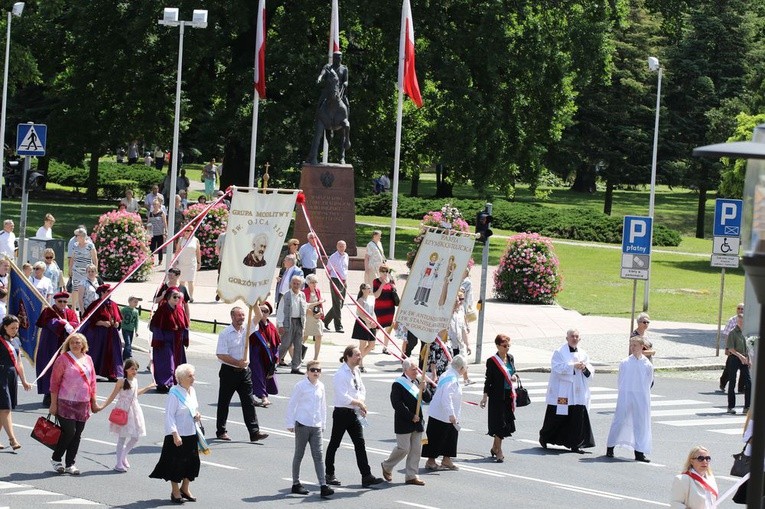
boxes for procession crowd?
[0,184,756,508]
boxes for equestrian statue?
[308,51,351,165]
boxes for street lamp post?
[158,7,207,270]
[0,2,24,221]
[643,56,662,311]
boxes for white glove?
[64,323,74,334]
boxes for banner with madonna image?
[396,229,475,343]
[7,259,48,361]
[218,187,299,304]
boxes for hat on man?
[96,284,111,295]
[53,291,69,300]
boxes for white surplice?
[544,344,594,416]
[606,354,654,453]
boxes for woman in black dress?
[479,334,516,463]
[0,315,31,450]
[149,363,200,503]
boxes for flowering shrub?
[184,203,228,269]
[406,203,471,268]
[91,210,153,281]
[493,232,562,304]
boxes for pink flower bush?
[493,232,562,304]
[184,203,228,269]
[91,210,153,281]
[406,203,471,268]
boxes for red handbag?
[108,407,128,425]
[31,414,62,450]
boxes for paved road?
[0,353,746,508]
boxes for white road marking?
[47,498,102,505]
[200,460,240,470]
[556,485,623,500]
[659,417,745,426]
[397,501,441,509]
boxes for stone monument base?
[294,163,363,270]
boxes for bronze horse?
[308,69,351,164]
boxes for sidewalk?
[109,258,726,374]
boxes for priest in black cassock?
[539,329,595,453]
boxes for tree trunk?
[435,164,453,198]
[409,168,420,197]
[220,138,249,190]
[603,179,614,215]
[86,151,99,200]
[571,163,596,193]
[696,184,707,239]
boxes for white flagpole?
[249,96,259,188]
[389,1,407,260]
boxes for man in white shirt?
[277,275,307,374]
[324,346,383,488]
[285,360,333,498]
[144,184,160,210]
[298,233,319,278]
[323,240,348,333]
[215,306,268,442]
[0,220,16,261]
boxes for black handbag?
[731,440,751,477]
[515,375,531,407]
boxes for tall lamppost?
[158,7,207,270]
[0,2,24,221]
[643,56,662,311]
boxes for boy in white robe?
[606,337,654,462]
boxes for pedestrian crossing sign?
[16,123,47,156]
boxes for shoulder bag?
[731,439,752,477]
[514,375,531,407]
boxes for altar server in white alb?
[538,329,595,453]
[606,337,654,462]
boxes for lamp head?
[648,56,660,72]
[191,9,208,28]
[159,7,179,26]
[11,2,24,16]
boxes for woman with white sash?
[423,355,467,471]
[480,334,516,463]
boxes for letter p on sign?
[629,220,647,243]
[721,203,737,224]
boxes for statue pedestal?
[294,163,363,269]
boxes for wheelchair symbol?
[720,238,732,253]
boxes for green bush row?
[47,160,165,199]
[355,195,682,246]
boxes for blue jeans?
[122,329,134,360]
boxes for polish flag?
[328,0,340,59]
[398,0,423,108]
[254,0,266,99]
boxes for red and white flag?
[254,0,266,99]
[328,0,340,59]
[398,0,423,108]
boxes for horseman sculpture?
[308,51,351,165]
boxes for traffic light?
[475,210,493,243]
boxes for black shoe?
[606,447,614,458]
[635,452,650,463]
[278,362,289,367]
[170,494,185,504]
[301,344,308,359]
[362,475,384,487]
[216,432,232,441]
[326,475,341,486]
[156,385,170,394]
[539,439,547,450]
[215,294,220,302]
[250,432,269,442]
[180,491,197,502]
[336,328,344,333]
[320,485,334,498]
[571,447,586,454]
[291,483,309,495]
[291,369,306,375]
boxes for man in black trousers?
[215,306,269,442]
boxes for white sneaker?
[64,465,80,475]
[51,460,65,474]
[113,465,128,473]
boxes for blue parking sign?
[622,216,653,256]
[713,199,743,237]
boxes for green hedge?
[356,195,682,247]
[47,160,164,198]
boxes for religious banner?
[7,260,48,361]
[218,187,299,304]
[396,229,475,343]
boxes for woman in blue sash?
[423,355,467,471]
[480,334,516,463]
